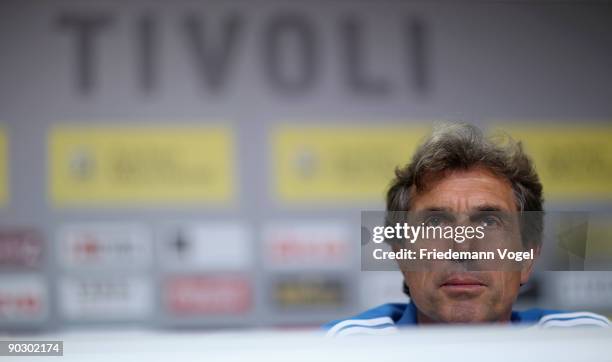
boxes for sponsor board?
[160,223,251,270]
[0,128,6,205]
[549,272,612,309]
[359,272,408,309]
[59,276,153,320]
[272,276,346,309]
[0,229,44,268]
[272,125,429,202]
[497,124,612,200]
[57,223,152,269]
[164,276,251,315]
[262,222,351,269]
[0,275,47,322]
[585,216,612,257]
[49,125,234,205]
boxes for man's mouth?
[440,274,487,294]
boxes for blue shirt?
[324,302,611,337]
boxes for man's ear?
[520,245,541,285]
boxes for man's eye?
[480,216,501,227]
[424,216,443,227]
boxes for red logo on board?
[165,276,251,315]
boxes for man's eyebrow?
[420,206,505,212]
[414,205,509,216]
[471,204,504,212]
[420,206,453,212]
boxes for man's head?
[387,123,543,324]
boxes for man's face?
[399,167,535,324]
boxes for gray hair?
[387,122,544,247]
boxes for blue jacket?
[324,302,611,336]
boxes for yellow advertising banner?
[495,124,612,200]
[0,128,6,205]
[273,125,429,202]
[49,125,234,205]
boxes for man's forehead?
[410,167,516,212]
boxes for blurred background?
[0,0,612,332]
